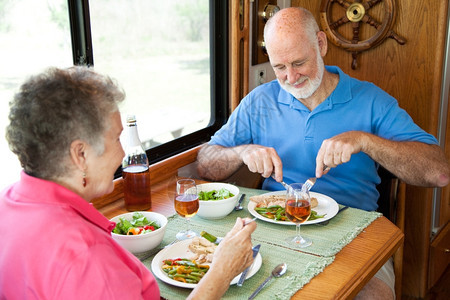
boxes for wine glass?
[174,179,199,240]
[285,183,312,248]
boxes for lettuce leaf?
[198,188,235,201]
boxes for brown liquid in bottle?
[123,165,151,211]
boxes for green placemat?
[152,187,380,257]
[141,241,333,300]
[248,206,381,257]
[134,185,381,299]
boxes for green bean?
[163,260,173,265]
[276,209,283,220]
[255,207,268,212]
[186,274,201,281]
[309,210,326,220]
[177,260,196,266]
[169,273,198,280]
[168,269,178,275]
[200,231,218,243]
[268,205,282,209]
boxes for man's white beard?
[279,48,324,100]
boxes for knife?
[234,193,246,210]
[237,244,261,286]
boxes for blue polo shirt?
[209,66,438,211]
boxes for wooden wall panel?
[291,1,449,297]
[440,91,450,227]
[230,0,250,111]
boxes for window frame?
[68,0,229,176]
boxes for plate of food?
[248,191,339,225]
[151,236,262,289]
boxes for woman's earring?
[83,172,87,187]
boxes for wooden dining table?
[98,179,404,299]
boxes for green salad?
[113,212,160,235]
[198,188,235,201]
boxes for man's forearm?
[362,134,450,187]
[197,144,245,181]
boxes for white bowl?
[196,183,240,220]
[110,211,168,253]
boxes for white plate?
[151,239,262,289]
[248,191,339,225]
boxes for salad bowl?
[196,183,240,220]
[110,211,168,253]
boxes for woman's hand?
[187,217,257,300]
[211,217,257,280]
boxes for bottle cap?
[126,115,137,126]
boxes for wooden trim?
[394,181,406,299]
[428,222,450,288]
[230,0,249,110]
[92,145,201,209]
[149,145,200,185]
[397,182,406,233]
[290,217,403,299]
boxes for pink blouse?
[0,172,160,299]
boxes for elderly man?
[197,6,449,299]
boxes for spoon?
[248,262,287,300]
[234,193,246,211]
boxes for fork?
[163,238,179,248]
[303,165,330,191]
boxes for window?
[0,0,72,189]
[0,0,228,189]
[70,0,229,165]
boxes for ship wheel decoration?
[320,0,406,69]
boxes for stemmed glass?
[285,183,312,248]
[174,179,199,240]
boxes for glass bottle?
[122,115,151,211]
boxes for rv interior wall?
[433,3,450,234]
[249,0,291,90]
[240,0,450,298]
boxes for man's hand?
[197,144,284,182]
[316,131,365,177]
[239,144,284,180]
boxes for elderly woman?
[0,67,256,299]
